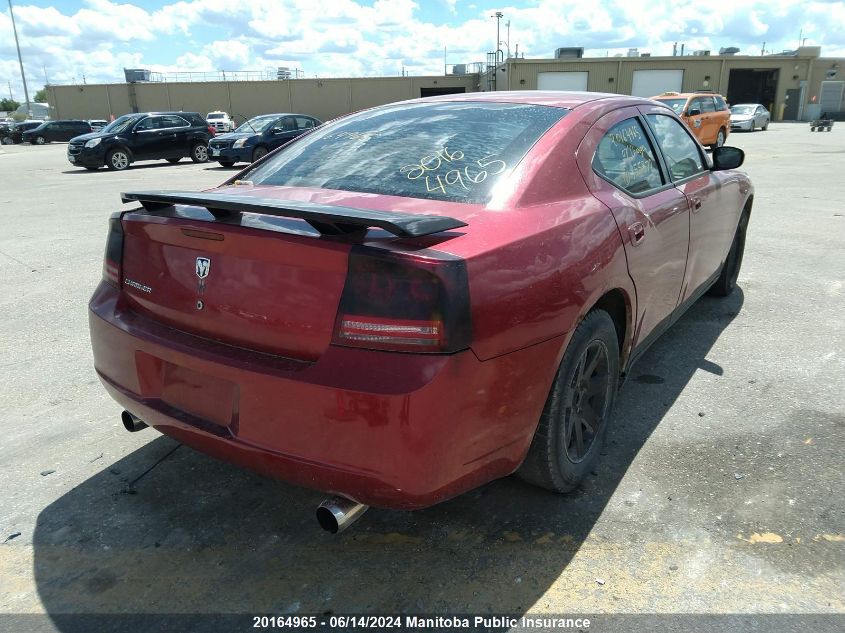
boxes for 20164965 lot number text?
[252,615,403,629]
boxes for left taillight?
[207,125,216,136]
[331,246,472,354]
[102,212,124,286]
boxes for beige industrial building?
[46,46,843,124]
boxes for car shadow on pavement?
[32,291,743,631]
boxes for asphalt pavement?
[0,125,842,632]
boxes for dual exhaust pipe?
[119,411,368,532]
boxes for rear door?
[579,107,690,346]
[641,107,735,303]
[158,114,191,156]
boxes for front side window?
[244,102,567,203]
[646,114,705,181]
[134,117,160,131]
[593,118,663,194]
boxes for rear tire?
[709,211,749,297]
[84,166,99,171]
[190,143,208,163]
[167,157,181,164]
[517,310,620,493]
[762,120,768,131]
[252,146,268,162]
[709,128,726,151]
[35,135,47,145]
[1,136,12,145]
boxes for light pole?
[492,11,503,91]
[8,0,32,117]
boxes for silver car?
[730,104,770,132]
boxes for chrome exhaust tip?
[316,496,369,533]
[121,410,148,432]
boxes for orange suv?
[651,92,730,150]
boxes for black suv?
[67,112,213,171]
[1,121,42,145]
[22,120,92,144]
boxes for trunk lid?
[118,188,468,361]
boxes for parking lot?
[0,124,843,630]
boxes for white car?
[206,111,234,133]
[730,104,770,132]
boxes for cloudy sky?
[2,0,844,99]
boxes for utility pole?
[8,0,32,117]
[444,46,447,75]
[492,11,503,91]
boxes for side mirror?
[711,146,744,171]
[687,107,701,117]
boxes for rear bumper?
[89,283,562,509]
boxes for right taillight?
[332,246,471,353]
[102,212,124,286]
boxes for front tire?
[167,157,181,164]
[1,136,12,145]
[762,120,768,131]
[518,310,620,492]
[106,149,130,171]
[709,211,749,297]
[190,143,208,163]
[252,146,268,162]
[218,161,235,168]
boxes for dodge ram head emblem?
[195,257,210,279]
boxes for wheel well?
[592,289,629,356]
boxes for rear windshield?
[655,98,687,114]
[244,102,567,203]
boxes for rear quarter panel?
[438,105,636,364]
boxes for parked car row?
[60,110,321,171]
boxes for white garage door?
[537,71,589,91]
[631,70,684,98]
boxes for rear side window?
[159,115,189,129]
[714,96,728,111]
[593,118,663,194]
[646,114,705,181]
[245,102,567,203]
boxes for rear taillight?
[102,212,124,286]
[207,126,216,136]
[332,246,471,353]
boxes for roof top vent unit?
[555,47,584,59]
[277,67,291,80]
[640,52,651,57]
[719,46,740,55]
[693,50,711,56]
[124,68,151,83]
[627,48,640,57]
[452,63,467,75]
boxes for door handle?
[628,222,645,245]
[690,197,702,211]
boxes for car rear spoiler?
[120,190,468,238]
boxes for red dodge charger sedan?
[89,92,752,532]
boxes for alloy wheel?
[562,340,611,463]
